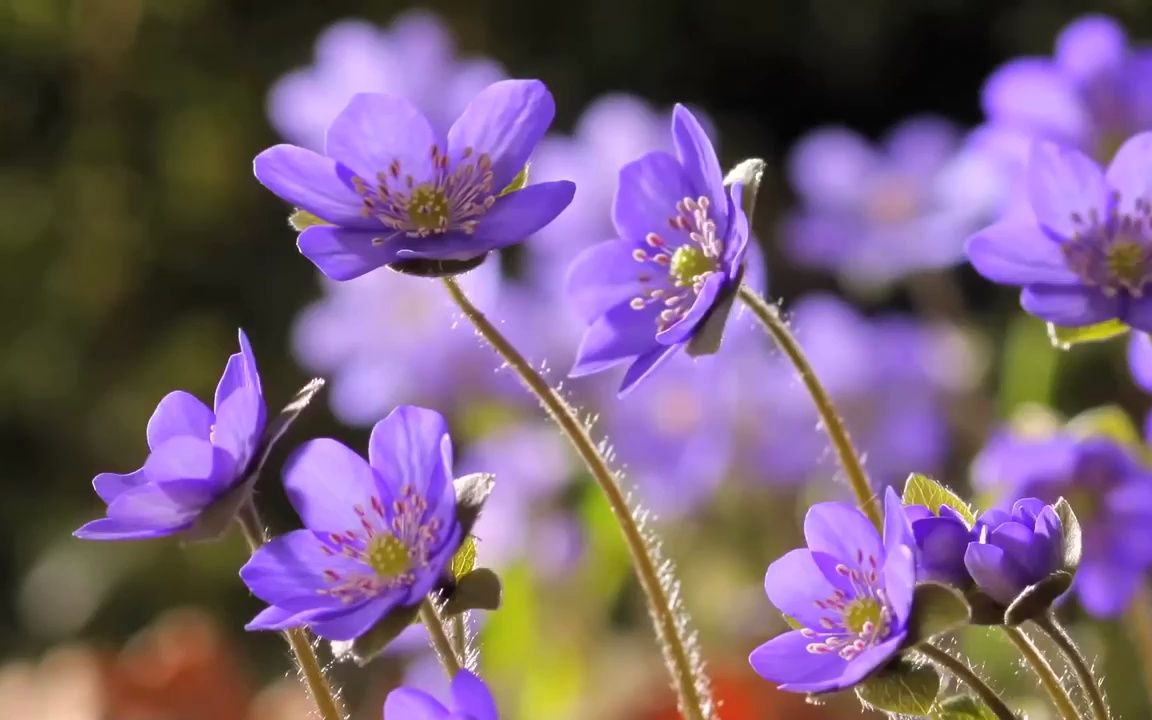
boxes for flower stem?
[1034,613,1111,720]
[917,645,1018,720]
[441,276,712,720]
[451,613,469,668]
[236,503,344,720]
[1127,583,1152,711]
[1002,625,1080,720]
[737,284,882,527]
[420,599,463,678]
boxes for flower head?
[966,132,1152,329]
[749,489,916,694]
[75,330,266,540]
[973,431,1152,617]
[963,499,1065,606]
[905,504,979,588]
[566,105,750,393]
[383,670,497,720]
[254,80,575,280]
[240,406,463,640]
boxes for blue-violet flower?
[905,504,979,588]
[964,499,1064,606]
[383,670,497,720]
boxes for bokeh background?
[5,0,1152,718]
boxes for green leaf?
[442,568,502,616]
[906,582,972,646]
[1053,497,1082,574]
[341,602,421,666]
[1046,319,1129,349]
[499,163,531,196]
[288,208,329,230]
[1001,315,1059,414]
[1004,571,1073,626]
[1066,405,1142,446]
[454,473,496,538]
[451,537,478,579]
[902,473,976,526]
[931,695,999,720]
[855,659,940,715]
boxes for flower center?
[352,145,497,239]
[842,598,883,634]
[1106,235,1150,291]
[801,554,894,661]
[1061,197,1152,296]
[366,533,413,579]
[670,245,715,287]
[865,179,919,225]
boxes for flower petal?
[253,144,371,227]
[447,79,555,189]
[982,59,1089,145]
[613,151,693,246]
[618,343,680,395]
[1105,131,1152,215]
[384,687,450,720]
[803,502,883,570]
[566,240,658,325]
[212,385,266,472]
[764,549,844,627]
[97,480,217,534]
[796,634,904,694]
[92,469,147,504]
[883,486,916,556]
[239,529,369,612]
[1020,285,1120,326]
[1125,295,1152,333]
[786,126,877,208]
[883,545,916,624]
[305,595,398,641]
[368,406,455,530]
[1027,140,1109,239]
[1128,332,1152,392]
[748,630,846,691]
[146,391,214,451]
[655,272,723,345]
[965,220,1079,286]
[570,302,662,378]
[283,438,379,533]
[1056,15,1128,83]
[451,671,498,720]
[964,541,1024,606]
[325,93,437,184]
[143,437,234,485]
[297,225,404,281]
[73,517,185,541]
[471,181,576,247]
[671,104,725,211]
[214,329,262,414]
[1076,558,1141,618]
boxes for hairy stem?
[1128,583,1152,711]
[917,645,1018,720]
[420,599,463,677]
[737,285,882,527]
[236,503,344,720]
[1034,613,1111,720]
[442,276,711,720]
[1003,625,1080,720]
[451,613,469,669]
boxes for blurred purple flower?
[268,12,505,151]
[973,431,1152,617]
[966,133,1152,329]
[749,489,915,694]
[736,295,962,489]
[568,105,750,393]
[241,406,462,640]
[75,330,266,541]
[905,504,978,588]
[384,670,498,720]
[254,81,575,280]
[1129,331,1152,392]
[784,117,1002,288]
[964,498,1065,606]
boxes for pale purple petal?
[447,79,555,189]
[1077,559,1141,617]
[212,387,265,471]
[964,542,1024,606]
[451,671,498,720]
[965,220,1079,286]
[283,438,380,533]
[1027,141,1109,239]
[655,272,723,345]
[1020,285,1120,326]
[384,687,449,720]
[143,437,234,485]
[764,549,844,627]
[883,486,916,556]
[1124,295,1152,333]
[73,517,184,541]
[92,469,147,504]
[748,630,845,690]
[787,127,877,208]
[239,529,368,613]
[570,303,662,377]
[671,104,725,211]
[566,241,656,324]
[368,406,455,526]
[612,151,692,246]
[803,502,883,570]
[470,181,576,247]
[883,545,916,623]
[1105,131,1152,214]
[1055,15,1128,83]
[1128,332,1152,392]
[325,93,437,183]
[146,391,214,451]
[618,343,679,396]
[253,145,372,227]
[102,481,216,529]
[982,59,1089,145]
[214,329,262,413]
[303,595,398,641]
[800,634,904,694]
[297,225,404,281]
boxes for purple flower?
[784,117,1002,288]
[748,489,916,694]
[254,80,575,280]
[905,505,979,588]
[1129,330,1152,392]
[973,431,1152,617]
[383,670,497,720]
[75,330,266,541]
[268,12,505,151]
[567,105,750,393]
[240,406,462,640]
[966,132,1152,329]
[964,499,1065,606]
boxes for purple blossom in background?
[384,670,498,720]
[973,431,1152,617]
[241,406,462,640]
[736,295,962,489]
[905,504,978,588]
[966,133,1152,329]
[268,12,505,151]
[964,498,1065,606]
[568,105,750,393]
[749,489,915,694]
[1129,331,1152,392]
[254,80,575,279]
[75,330,266,540]
[784,117,1002,288]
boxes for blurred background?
[5,0,1152,718]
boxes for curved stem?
[1002,625,1080,720]
[420,599,463,677]
[442,276,711,720]
[737,285,882,527]
[236,504,344,720]
[917,645,1018,720]
[1127,583,1152,711]
[451,613,469,668]
[1034,613,1111,720]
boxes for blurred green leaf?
[856,659,940,714]
[1000,315,1059,415]
[1067,405,1142,446]
[907,582,972,645]
[932,695,998,719]
[903,473,976,526]
[579,483,631,601]
[288,208,329,230]
[1046,319,1129,350]
[452,537,478,579]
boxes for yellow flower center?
[843,598,884,634]
[407,183,451,234]
[367,533,412,579]
[1106,237,1150,292]
[670,245,715,287]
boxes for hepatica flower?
[964,499,1065,607]
[241,406,462,640]
[384,670,497,720]
[254,80,575,280]
[749,490,915,694]
[75,330,266,540]
[567,105,750,393]
[966,133,1152,329]
[905,505,979,588]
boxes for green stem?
[442,276,712,720]
[737,285,882,527]
[1034,613,1111,720]
[917,645,1018,720]
[236,504,344,720]
[1002,625,1080,720]
[420,599,463,677]
[451,613,469,667]
[1127,583,1152,712]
